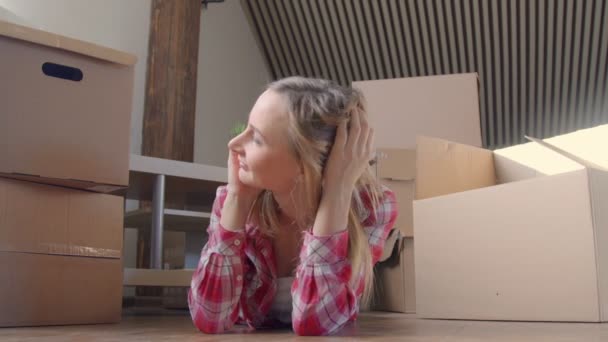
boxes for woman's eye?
[251,133,263,145]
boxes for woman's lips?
[239,161,249,171]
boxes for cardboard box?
[0,178,124,257]
[162,231,190,309]
[354,73,483,150]
[162,231,188,309]
[372,230,416,313]
[413,125,608,322]
[0,20,136,193]
[0,178,124,326]
[0,253,123,327]
[163,231,186,270]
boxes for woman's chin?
[238,170,268,191]
[238,169,255,186]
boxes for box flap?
[496,125,608,176]
[526,135,608,172]
[0,20,136,66]
[376,148,416,181]
[544,124,608,169]
[416,136,496,200]
[493,140,583,178]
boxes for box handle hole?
[42,62,83,82]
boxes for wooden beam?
[142,0,201,162]
[138,0,201,296]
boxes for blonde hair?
[250,76,385,306]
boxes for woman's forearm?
[312,184,353,236]
[219,192,255,231]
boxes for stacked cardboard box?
[413,125,608,322]
[354,73,483,313]
[0,20,135,327]
[162,231,189,309]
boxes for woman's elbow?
[292,313,335,336]
[292,305,352,336]
[191,315,233,334]
[292,321,324,336]
[194,322,219,334]
[197,324,225,335]
[189,297,234,334]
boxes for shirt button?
[261,248,267,256]
[236,275,243,281]
[234,239,241,246]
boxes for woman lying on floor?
[188,76,397,336]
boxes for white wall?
[194,0,271,167]
[0,0,151,155]
[0,5,28,25]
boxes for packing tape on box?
[41,243,121,258]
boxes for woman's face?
[228,90,301,193]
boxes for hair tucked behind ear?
[250,76,385,307]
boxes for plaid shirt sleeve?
[188,186,247,334]
[291,187,398,336]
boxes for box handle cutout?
[42,62,83,82]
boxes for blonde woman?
[189,77,397,336]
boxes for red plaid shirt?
[189,185,397,336]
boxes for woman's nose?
[228,132,244,151]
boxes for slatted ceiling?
[323,2,345,84]
[336,1,357,80]
[390,1,406,76]
[583,0,598,126]
[270,1,292,75]
[383,1,398,77]
[291,1,316,76]
[595,0,608,125]
[352,1,371,79]
[241,0,608,149]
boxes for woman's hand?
[226,150,262,202]
[220,150,262,231]
[323,111,374,195]
[313,112,374,236]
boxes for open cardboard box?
[413,124,608,322]
[356,73,483,313]
[0,178,124,327]
[0,20,135,193]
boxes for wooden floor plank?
[2,311,608,341]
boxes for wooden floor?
[3,310,608,341]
